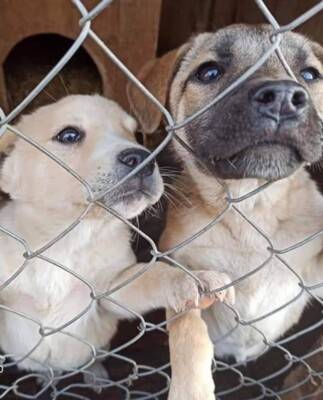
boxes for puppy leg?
[164,262,234,400]
[167,309,215,400]
[83,361,109,393]
[103,263,233,400]
[102,262,232,317]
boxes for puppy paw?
[83,361,109,394]
[197,270,235,309]
[168,270,234,313]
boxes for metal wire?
[0,0,322,399]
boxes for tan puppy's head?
[0,95,163,219]
[129,24,323,184]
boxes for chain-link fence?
[0,0,322,399]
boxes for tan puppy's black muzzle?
[127,24,323,183]
[251,80,309,123]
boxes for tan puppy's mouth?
[216,140,302,163]
[211,142,303,181]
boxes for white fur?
[0,95,231,392]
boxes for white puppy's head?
[0,95,163,219]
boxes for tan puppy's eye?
[195,61,223,83]
[300,67,321,82]
[53,127,84,144]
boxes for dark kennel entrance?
[3,34,103,114]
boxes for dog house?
[1,0,322,114]
[0,0,161,113]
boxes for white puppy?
[0,95,232,390]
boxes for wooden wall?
[158,0,323,55]
[0,0,322,114]
[0,0,161,112]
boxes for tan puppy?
[128,25,323,399]
[0,95,233,394]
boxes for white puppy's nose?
[117,148,155,177]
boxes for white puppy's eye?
[300,67,321,82]
[54,127,84,144]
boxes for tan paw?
[168,270,234,313]
[195,270,235,309]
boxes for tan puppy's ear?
[127,44,188,134]
[311,41,323,62]
[310,41,323,117]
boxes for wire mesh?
[0,0,322,399]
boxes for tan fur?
[127,45,188,134]
[128,25,323,399]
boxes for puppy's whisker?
[153,200,164,216]
[163,180,191,195]
[131,216,140,251]
[309,161,323,173]
[161,174,191,189]
[161,173,191,193]
[161,172,181,179]
[160,171,182,180]
[162,190,181,210]
[159,166,181,172]
[143,200,163,219]
[164,182,191,206]
[159,167,178,172]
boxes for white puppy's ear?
[311,41,323,118]
[0,149,18,196]
[0,130,19,195]
[0,130,16,155]
[122,114,138,134]
[127,43,189,134]
[0,134,21,197]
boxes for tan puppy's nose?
[117,148,155,177]
[251,80,309,122]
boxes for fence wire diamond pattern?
[0,0,323,399]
